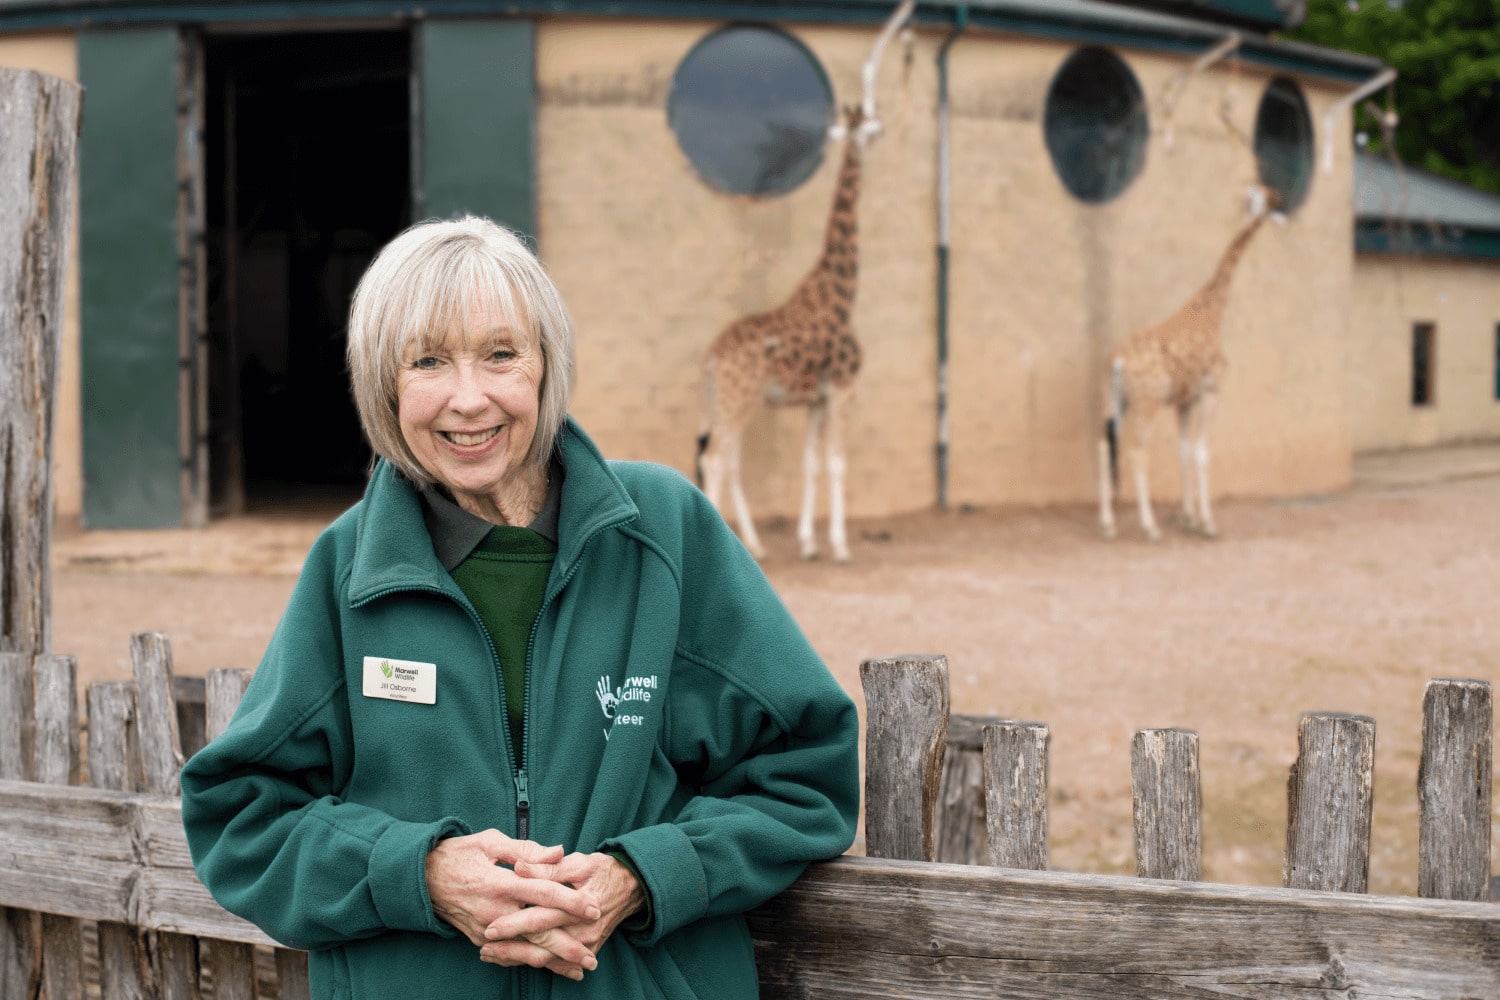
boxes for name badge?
[363,656,437,705]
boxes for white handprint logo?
[596,676,620,719]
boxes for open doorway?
[205,29,411,515]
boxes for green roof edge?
[0,0,1382,82]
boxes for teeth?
[443,427,500,447]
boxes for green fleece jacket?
[180,419,859,1000]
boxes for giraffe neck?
[813,138,862,290]
[1197,213,1266,308]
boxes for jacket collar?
[348,417,639,606]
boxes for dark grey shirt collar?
[418,457,563,571]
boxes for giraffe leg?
[1176,404,1200,532]
[825,391,851,563]
[700,431,727,510]
[1130,447,1161,542]
[798,405,826,559]
[1193,392,1219,538]
[725,434,767,559]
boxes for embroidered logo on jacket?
[596,674,657,740]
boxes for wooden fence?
[0,642,1496,998]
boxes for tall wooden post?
[0,63,82,1000]
[0,67,82,658]
[0,66,81,995]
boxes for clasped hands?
[426,829,645,981]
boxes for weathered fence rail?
[0,640,1494,998]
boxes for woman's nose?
[447,362,488,413]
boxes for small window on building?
[668,24,832,197]
[1043,47,1148,204]
[1253,78,1314,212]
[1412,322,1435,407]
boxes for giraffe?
[697,102,876,562]
[1098,184,1280,542]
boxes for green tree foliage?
[1282,0,1500,194]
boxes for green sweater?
[449,526,554,765]
[180,418,859,1000]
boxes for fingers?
[475,829,565,868]
[501,870,601,921]
[486,916,597,966]
[480,938,591,981]
[484,906,598,950]
[514,851,605,888]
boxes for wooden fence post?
[0,652,39,997]
[982,720,1050,870]
[130,634,203,998]
[1131,728,1201,881]
[132,633,185,799]
[0,66,81,659]
[1284,712,1375,893]
[861,655,949,862]
[35,654,84,999]
[935,715,1000,865]
[276,949,310,1000]
[203,668,257,1000]
[1418,679,1492,901]
[87,679,153,999]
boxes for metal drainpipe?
[935,6,968,510]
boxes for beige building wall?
[0,32,81,524]
[1348,254,1500,451]
[539,18,1358,521]
[946,32,1354,508]
[538,17,938,520]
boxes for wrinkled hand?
[479,852,645,978]
[426,830,601,978]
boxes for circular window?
[1043,47,1149,204]
[1254,78,1314,212]
[668,25,833,197]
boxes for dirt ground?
[51,443,1500,897]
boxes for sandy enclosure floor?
[51,445,1500,897]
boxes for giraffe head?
[828,103,883,152]
[1248,185,1284,223]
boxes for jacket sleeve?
[599,482,860,946]
[180,531,469,951]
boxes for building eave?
[1356,221,1500,262]
[0,0,1383,83]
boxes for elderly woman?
[181,216,860,999]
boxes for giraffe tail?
[1105,359,1125,490]
[695,431,710,488]
[696,353,718,489]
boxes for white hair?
[346,216,576,485]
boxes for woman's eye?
[412,356,440,370]
[490,349,516,363]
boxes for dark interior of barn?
[205,29,410,514]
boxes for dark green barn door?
[418,19,536,243]
[79,28,199,527]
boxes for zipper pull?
[514,768,531,841]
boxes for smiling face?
[396,306,546,523]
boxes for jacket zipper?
[360,524,612,1000]
[517,531,597,847]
